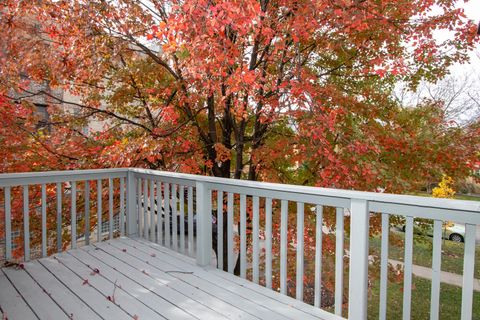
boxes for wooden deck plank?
[2,266,68,320]
[106,240,265,320]
[53,251,166,320]
[23,260,102,320]
[38,256,130,320]
[113,239,304,320]
[131,237,341,320]
[125,239,318,320]
[67,248,194,320]
[0,270,37,320]
[1,237,333,320]
[84,244,228,320]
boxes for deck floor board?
[2,263,69,320]
[0,270,37,320]
[23,260,102,320]
[118,238,318,320]
[38,255,130,320]
[105,240,281,320]
[1,237,334,320]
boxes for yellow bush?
[432,175,455,199]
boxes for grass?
[370,231,480,278]
[409,192,480,202]
[368,275,480,319]
[453,194,480,201]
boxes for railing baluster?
[180,186,185,253]
[85,181,90,245]
[120,178,125,236]
[164,182,170,247]
[108,178,114,240]
[403,216,414,320]
[280,199,288,295]
[240,194,247,279]
[23,186,29,261]
[56,183,62,252]
[126,172,137,237]
[150,179,155,242]
[143,179,148,239]
[137,178,142,236]
[265,197,273,289]
[97,179,102,242]
[461,223,476,320]
[71,181,77,249]
[314,205,323,308]
[188,186,193,255]
[296,202,305,301]
[227,192,234,273]
[157,181,163,245]
[4,186,12,261]
[41,184,47,257]
[430,219,442,320]
[217,190,223,269]
[379,213,390,320]
[172,184,178,250]
[252,196,260,284]
[348,199,369,320]
[335,207,344,315]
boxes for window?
[34,103,50,131]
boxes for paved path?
[389,259,480,291]
[477,225,480,244]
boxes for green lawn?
[368,276,480,319]
[409,192,480,202]
[370,231,480,278]
[452,194,480,201]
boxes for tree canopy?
[1,0,478,192]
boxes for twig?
[165,271,194,274]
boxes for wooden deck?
[0,237,334,320]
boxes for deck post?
[195,181,212,266]
[126,169,137,236]
[348,199,369,320]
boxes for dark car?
[143,197,218,243]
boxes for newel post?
[348,199,370,320]
[126,170,138,237]
[195,181,212,266]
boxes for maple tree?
[1,0,480,306]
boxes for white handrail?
[130,168,480,214]
[0,168,128,186]
[1,168,478,214]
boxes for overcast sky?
[452,1,480,74]
[408,1,480,123]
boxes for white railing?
[1,168,479,320]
